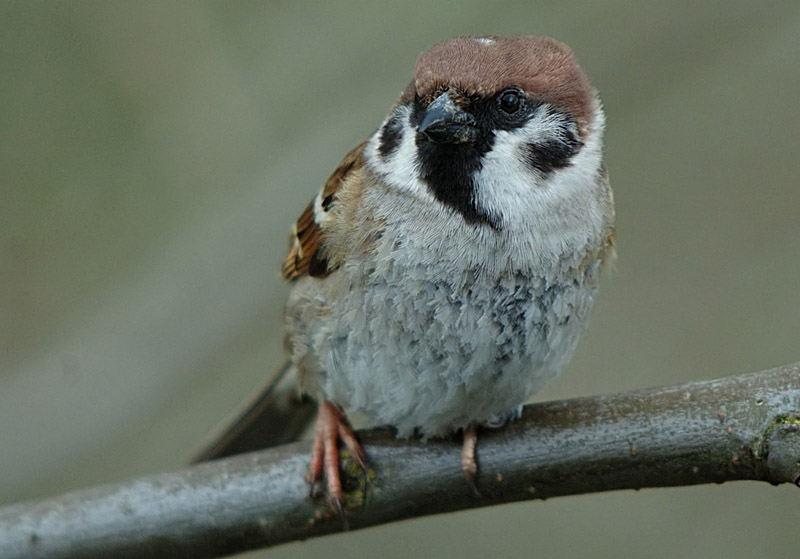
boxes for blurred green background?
[1,1,798,557]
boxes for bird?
[204,34,615,514]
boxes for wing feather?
[282,140,367,281]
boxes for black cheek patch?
[378,109,406,158]
[416,139,501,230]
[524,128,582,175]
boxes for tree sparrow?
[277,35,613,511]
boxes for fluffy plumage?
[281,34,615,504]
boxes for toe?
[308,401,366,507]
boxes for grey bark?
[1,363,798,559]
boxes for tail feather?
[191,360,316,462]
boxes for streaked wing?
[282,140,367,280]
[193,141,369,462]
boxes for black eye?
[498,89,522,114]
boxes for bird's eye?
[498,89,522,114]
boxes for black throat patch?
[409,100,501,230]
[415,137,501,229]
[377,102,500,229]
[377,99,582,231]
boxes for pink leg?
[461,424,478,481]
[308,402,366,510]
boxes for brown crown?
[400,35,597,135]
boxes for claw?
[308,401,365,518]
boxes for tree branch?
[1,363,799,559]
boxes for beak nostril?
[418,91,477,144]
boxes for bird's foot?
[461,424,481,496]
[308,401,366,520]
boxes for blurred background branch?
[1,363,798,559]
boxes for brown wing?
[282,140,367,281]
[597,163,616,268]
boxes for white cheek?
[365,106,435,203]
[473,129,539,223]
[473,105,607,267]
[474,107,605,229]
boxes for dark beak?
[418,91,477,144]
